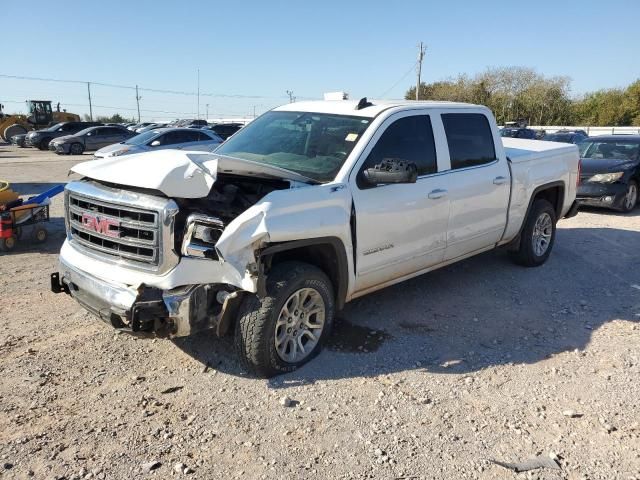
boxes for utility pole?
[197,69,200,119]
[135,85,141,122]
[286,90,295,103]
[206,103,209,120]
[416,42,426,100]
[253,105,256,118]
[87,82,93,121]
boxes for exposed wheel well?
[533,184,564,219]
[507,183,565,252]
[259,238,348,309]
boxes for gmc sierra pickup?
[51,99,580,377]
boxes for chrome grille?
[67,192,161,266]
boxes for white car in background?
[94,127,223,158]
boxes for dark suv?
[25,121,102,150]
[543,130,589,144]
[500,127,537,140]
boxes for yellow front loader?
[0,100,80,142]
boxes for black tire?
[234,261,335,378]
[3,124,27,142]
[33,227,48,244]
[0,235,17,252]
[38,138,52,150]
[509,199,557,267]
[619,180,638,213]
[69,143,84,155]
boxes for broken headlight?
[181,214,224,259]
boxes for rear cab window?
[442,113,496,169]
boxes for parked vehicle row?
[500,126,588,144]
[9,119,244,153]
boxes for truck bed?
[500,138,580,243]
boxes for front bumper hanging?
[51,261,242,338]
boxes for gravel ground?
[1,145,639,480]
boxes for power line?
[0,73,319,100]
[378,60,419,98]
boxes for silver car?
[49,126,135,155]
[94,127,223,159]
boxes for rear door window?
[442,113,496,169]
[163,130,202,145]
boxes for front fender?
[215,183,354,295]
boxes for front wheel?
[234,262,335,378]
[619,180,638,213]
[509,199,557,267]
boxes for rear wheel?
[234,262,335,378]
[69,143,84,155]
[620,180,638,213]
[509,199,557,267]
[33,227,48,243]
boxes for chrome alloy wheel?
[532,212,553,257]
[274,287,326,363]
[624,183,638,211]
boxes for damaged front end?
[51,265,242,338]
[51,150,351,339]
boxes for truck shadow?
[176,224,639,386]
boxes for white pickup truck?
[51,99,580,377]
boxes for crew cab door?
[350,111,450,294]
[438,112,510,260]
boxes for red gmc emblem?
[81,213,121,238]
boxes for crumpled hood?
[71,151,314,198]
[71,150,216,198]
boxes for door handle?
[493,176,508,185]
[428,188,448,199]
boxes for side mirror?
[363,158,418,186]
[150,140,161,147]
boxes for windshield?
[43,122,64,132]
[215,111,372,182]
[74,127,97,136]
[125,130,162,145]
[580,139,640,161]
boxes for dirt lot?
[0,144,639,480]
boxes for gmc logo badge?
[81,213,121,238]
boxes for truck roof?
[274,99,485,118]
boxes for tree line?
[405,67,640,127]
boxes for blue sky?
[2,0,639,120]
